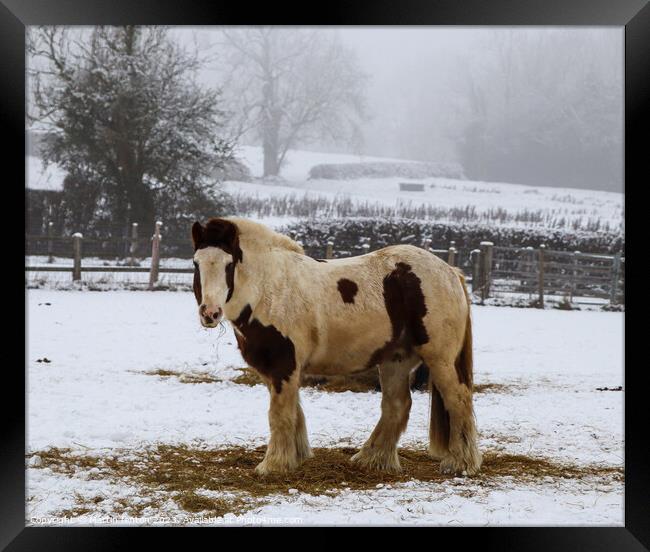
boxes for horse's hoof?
[350,451,363,463]
[350,450,401,473]
[255,462,273,476]
[439,456,481,476]
[296,446,314,461]
[254,458,297,476]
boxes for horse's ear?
[191,221,204,249]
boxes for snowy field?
[28,146,623,232]
[26,289,624,526]
[224,146,623,232]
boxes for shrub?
[214,159,252,182]
[281,217,624,260]
[308,161,465,180]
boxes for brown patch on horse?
[225,262,235,303]
[192,262,202,306]
[367,262,429,368]
[232,305,296,394]
[192,219,243,303]
[192,219,243,263]
[337,279,358,304]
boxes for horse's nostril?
[199,304,221,323]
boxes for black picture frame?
[6,0,646,547]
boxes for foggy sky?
[34,27,623,192]
[179,26,622,192]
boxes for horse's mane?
[224,217,305,255]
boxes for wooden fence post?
[47,221,54,263]
[326,239,334,259]
[523,246,534,296]
[129,222,139,265]
[609,252,622,305]
[571,251,580,302]
[479,241,494,301]
[72,233,83,281]
[471,249,481,295]
[448,242,457,267]
[148,221,162,290]
[537,244,546,308]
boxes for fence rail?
[25,221,625,305]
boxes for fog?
[338,28,623,192]
[30,27,622,192]
[182,26,622,192]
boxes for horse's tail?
[455,270,473,390]
[428,269,473,457]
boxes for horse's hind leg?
[294,400,313,462]
[350,355,417,472]
[420,351,482,476]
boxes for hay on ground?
[29,445,623,520]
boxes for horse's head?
[191,218,243,328]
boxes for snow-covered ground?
[234,145,413,182]
[26,289,624,526]
[224,177,622,229]
[223,146,623,232]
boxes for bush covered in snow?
[214,158,252,183]
[281,217,624,260]
[308,161,466,180]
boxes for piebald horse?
[192,217,482,476]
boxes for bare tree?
[217,28,367,177]
[453,29,623,190]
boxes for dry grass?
[230,369,263,387]
[29,444,623,520]
[473,382,516,394]
[301,371,381,393]
[143,367,513,396]
[236,369,513,395]
[231,367,381,392]
[144,367,261,387]
[144,369,222,385]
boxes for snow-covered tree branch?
[28,25,234,235]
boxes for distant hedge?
[281,217,624,260]
[308,161,466,180]
[216,158,252,182]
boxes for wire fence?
[484,245,624,306]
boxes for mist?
[185,26,623,192]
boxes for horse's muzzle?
[199,304,222,328]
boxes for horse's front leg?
[256,370,306,475]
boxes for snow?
[27,155,66,191]
[223,177,622,232]
[222,146,624,231]
[234,145,415,181]
[26,289,623,526]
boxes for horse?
[191,217,482,476]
